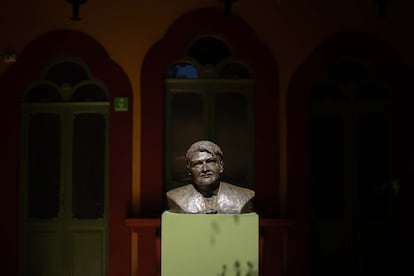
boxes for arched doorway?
[0,30,132,276]
[140,7,280,218]
[287,31,413,276]
[138,8,284,276]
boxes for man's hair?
[185,140,223,161]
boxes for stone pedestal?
[161,211,259,276]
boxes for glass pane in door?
[72,113,106,219]
[28,114,61,218]
[214,92,249,187]
[169,93,204,188]
[310,113,345,219]
[355,112,390,219]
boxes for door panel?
[70,229,106,276]
[27,226,64,276]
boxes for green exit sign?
[114,97,129,112]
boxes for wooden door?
[19,59,109,276]
[20,103,109,276]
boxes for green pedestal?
[161,211,259,276]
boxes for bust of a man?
[166,140,255,214]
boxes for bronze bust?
[166,140,254,214]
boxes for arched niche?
[140,8,280,217]
[287,30,414,276]
[0,30,133,276]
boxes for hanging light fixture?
[66,0,87,21]
[218,0,238,16]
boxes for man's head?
[186,140,224,194]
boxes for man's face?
[187,151,223,191]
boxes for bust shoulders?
[167,182,254,214]
[166,184,205,213]
[217,182,255,213]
